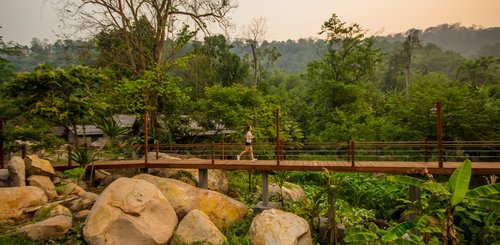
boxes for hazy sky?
[1,0,499,45]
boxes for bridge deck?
[54,159,500,175]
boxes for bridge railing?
[147,140,500,163]
[4,140,498,169]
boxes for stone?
[269,182,307,202]
[0,186,48,224]
[152,168,229,194]
[18,215,72,240]
[33,204,72,220]
[83,177,178,245]
[249,209,313,245]
[0,169,10,187]
[58,182,86,196]
[28,175,58,199]
[172,209,226,245]
[66,191,98,212]
[7,156,25,186]
[25,155,56,177]
[134,174,247,230]
[74,209,91,221]
[98,174,122,187]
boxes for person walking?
[237,126,257,162]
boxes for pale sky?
[1,0,499,45]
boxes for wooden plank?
[52,159,500,175]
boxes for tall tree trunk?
[251,43,258,87]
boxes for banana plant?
[384,160,500,244]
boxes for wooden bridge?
[53,141,500,175]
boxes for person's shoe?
[237,155,240,160]
[251,158,257,162]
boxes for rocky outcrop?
[0,186,48,224]
[83,177,178,245]
[134,174,247,230]
[25,155,55,177]
[171,209,226,245]
[28,175,58,199]
[249,209,313,245]
[8,156,26,186]
[269,182,307,202]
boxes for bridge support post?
[262,171,269,207]
[254,171,280,213]
[199,169,208,189]
[409,184,421,235]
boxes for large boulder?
[134,174,247,230]
[18,215,72,240]
[25,155,55,177]
[7,156,25,186]
[269,182,307,202]
[152,168,229,194]
[28,175,58,199]
[0,186,48,224]
[33,204,72,220]
[83,177,178,245]
[249,209,313,245]
[171,209,226,245]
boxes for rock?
[98,174,122,187]
[249,209,313,245]
[144,152,181,160]
[66,191,98,212]
[0,186,48,224]
[134,174,247,230]
[28,175,58,199]
[8,156,25,186]
[25,155,55,177]
[0,169,10,187]
[83,177,178,245]
[74,210,91,221]
[269,182,306,202]
[18,215,72,240]
[172,209,226,245]
[58,182,86,196]
[34,204,72,220]
[152,168,229,194]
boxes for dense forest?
[0,7,499,244]
[2,21,498,145]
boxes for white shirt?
[245,131,252,143]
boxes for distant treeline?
[6,23,500,74]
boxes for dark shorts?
[245,142,252,146]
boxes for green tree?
[305,14,383,140]
[181,35,249,99]
[62,0,236,124]
[386,160,500,244]
[456,56,500,86]
[1,64,113,146]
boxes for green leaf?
[414,214,430,229]
[386,175,426,187]
[449,160,472,206]
[466,183,500,198]
[382,221,415,242]
[421,182,450,195]
[346,226,370,235]
[344,232,378,243]
[394,238,423,245]
[467,198,500,213]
